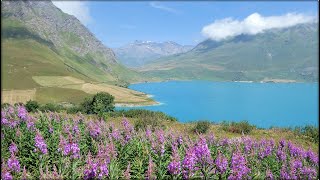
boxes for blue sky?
[53,1,318,48]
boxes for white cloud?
[52,1,92,26]
[202,13,317,41]
[149,2,180,14]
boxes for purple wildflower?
[48,127,54,134]
[182,147,197,179]
[215,152,228,174]
[146,128,152,140]
[194,136,212,165]
[146,157,155,180]
[26,118,35,130]
[17,105,28,120]
[87,121,101,139]
[34,131,48,154]
[7,153,20,172]
[266,169,274,180]
[276,147,286,161]
[9,142,18,154]
[177,135,183,145]
[306,149,319,165]
[168,143,181,175]
[243,137,253,154]
[123,163,131,180]
[1,171,12,180]
[155,129,165,155]
[301,167,317,180]
[280,165,290,179]
[122,118,134,143]
[98,162,109,179]
[110,128,121,141]
[279,139,286,149]
[65,143,80,159]
[228,151,250,180]
[72,125,80,135]
[84,152,98,180]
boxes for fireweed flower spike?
[168,143,181,176]
[7,153,20,173]
[34,131,48,154]
[1,163,13,180]
[17,105,28,120]
[9,142,18,154]
[182,147,197,179]
[146,156,155,180]
[215,152,228,174]
[124,162,131,180]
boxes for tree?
[25,100,40,113]
[81,92,115,115]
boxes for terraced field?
[2,75,156,106]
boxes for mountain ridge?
[1,0,156,105]
[140,23,318,82]
[114,40,193,67]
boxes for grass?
[35,87,90,104]
[1,89,36,104]
[31,75,156,105]
[2,17,155,105]
[106,117,319,152]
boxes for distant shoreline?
[115,101,162,107]
[130,79,318,86]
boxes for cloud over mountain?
[202,13,316,41]
[52,1,92,26]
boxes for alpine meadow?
[1,1,319,180]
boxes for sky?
[52,1,318,48]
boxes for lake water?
[120,81,318,128]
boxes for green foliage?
[81,92,115,115]
[39,103,63,112]
[142,23,318,82]
[66,105,83,114]
[1,103,11,108]
[110,109,177,122]
[134,118,163,131]
[193,120,211,134]
[293,125,319,143]
[14,102,24,106]
[25,100,40,113]
[221,120,256,134]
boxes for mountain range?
[140,23,318,82]
[113,40,193,67]
[1,1,318,106]
[1,0,155,105]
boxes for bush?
[1,103,10,108]
[293,125,319,143]
[81,92,115,115]
[14,102,24,106]
[39,103,63,112]
[66,105,83,114]
[134,117,162,131]
[110,109,177,122]
[221,120,255,134]
[193,120,211,134]
[25,100,39,112]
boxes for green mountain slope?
[1,1,155,105]
[140,23,318,82]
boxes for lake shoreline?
[131,79,318,85]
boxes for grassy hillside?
[141,23,318,82]
[1,17,155,105]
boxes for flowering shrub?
[1,105,319,179]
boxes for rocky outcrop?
[2,0,116,64]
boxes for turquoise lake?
[120,81,318,128]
